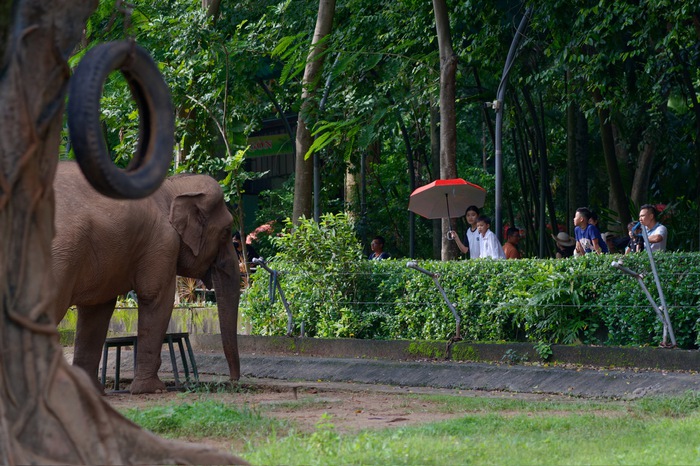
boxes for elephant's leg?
[73,299,117,392]
[129,281,176,394]
[212,261,241,381]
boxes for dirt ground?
[104,378,582,435]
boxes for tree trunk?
[629,141,656,208]
[512,127,536,255]
[430,104,442,259]
[593,88,629,224]
[574,106,590,212]
[0,2,241,463]
[566,71,578,234]
[345,159,359,220]
[204,0,223,21]
[394,104,416,258]
[522,86,558,257]
[511,93,541,253]
[472,66,495,172]
[566,102,590,231]
[432,0,459,260]
[292,0,336,223]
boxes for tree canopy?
[76,0,700,258]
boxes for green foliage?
[58,329,75,346]
[272,213,363,266]
[72,0,700,260]
[244,213,372,338]
[243,252,700,349]
[122,400,287,439]
[501,348,529,364]
[515,260,594,344]
[534,341,553,361]
[307,413,340,457]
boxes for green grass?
[392,393,628,415]
[122,391,700,465]
[247,414,700,465]
[121,400,290,444]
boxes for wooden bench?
[100,332,198,390]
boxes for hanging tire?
[67,41,174,199]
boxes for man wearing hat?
[552,232,576,258]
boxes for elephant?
[52,161,241,394]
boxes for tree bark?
[629,141,656,208]
[562,103,592,234]
[566,104,576,227]
[204,0,223,21]
[574,106,590,210]
[345,159,358,219]
[430,104,442,259]
[593,88,629,224]
[521,86,558,257]
[0,1,242,463]
[512,126,536,254]
[292,0,336,223]
[432,0,459,260]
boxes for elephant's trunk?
[211,240,241,380]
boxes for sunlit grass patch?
[407,393,627,415]
[121,400,289,440]
[243,395,700,465]
[121,393,700,465]
[633,390,700,418]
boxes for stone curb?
[83,335,700,399]
[190,335,700,372]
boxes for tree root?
[4,353,247,465]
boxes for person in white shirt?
[450,205,481,259]
[476,215,506,259]
[639,204,668,252]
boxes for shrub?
[241,223,700,348]
[243,213,369,338]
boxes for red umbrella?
[408,178,486,220]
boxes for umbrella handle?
[446,230,455,241]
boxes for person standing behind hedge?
[588,210,609,253]
[503,227,522,259]
[574,207,608,255]
[450,205,481,259]
[552,232,576,258]
[624,221,644,254]
[639,204,668,252]
[368,235,390,260]
[476,215,506,259]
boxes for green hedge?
[241,252,700,349]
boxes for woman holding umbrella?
[407,178,487,258]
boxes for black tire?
[67,41,174,199]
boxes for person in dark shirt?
[624,221,644,254]
[232,231,259,262]
[368,235,390,260]
[574,207,608,254]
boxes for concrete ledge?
[189,335,700,372]
[86,336,700,399]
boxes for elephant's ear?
[170,192,205,256]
